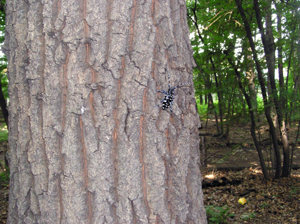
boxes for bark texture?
[4,0,206,223]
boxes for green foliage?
[0,0,8,101]
[241,212,256,220]
[0,171,9,183]
[0,123,8,142]
[187,0,300,179]
[289,186,299,195]
[0,62,8,100]
[0,0,5,36]
[205,205,235,224]
[259,202,269,208]
[196,97,208,118]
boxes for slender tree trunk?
[286,7,300,124]
[0,78,8,127]
[235,0,282,178]
[212,64,223,135]
[200,93,203,104]
[224,52,269,180]
[195,63,219,133]
[253,0,290,177]
[224,93,232,145]
[4,0,207,223]
[208,93,219,133]
[189,7,221,135]
[276,4,291,176]
[285,24,296,125]
[276,4,284,115]
[243,44,258,120]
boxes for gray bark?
[4,0,206,223]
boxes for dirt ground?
[201,118,300,223]
[0,118,299,223]
[200,118,300,171]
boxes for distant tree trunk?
[254,0,290,177]
[276,4,285,116]
[188,7,220,135]
[200,93,204,104]
[224,52,269,180]
[207,92,219,132]
[243,44,258,120]
[212,64,223,135]
[0,78,8,127]
[285,22,296,125]
[195,63,219,133]
[4,0,207,223]
[235,0,282,178]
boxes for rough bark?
[4,0,206,223]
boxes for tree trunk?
[0,77,8,127]
[195,63,219,133]
[253,0,290,177]
[276,4,284,116]
[243,44,258,120]
[4,0,207,223]
[235,0,282,178]
[224,52,269,180]
[212,64,223,135]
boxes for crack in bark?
[129,198,137,224]
[58,50,69,222]
[139,88,150,218]
[105,0,113,62]
[79,115,92,223]
[124,105,130,141]
[111,56,125,219]
[129,0,138,52]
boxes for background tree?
[0,0,8,127]
[4,0,207,223]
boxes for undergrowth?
[205,205,235,224]
[0,123,7,142]
[0,170,9,185]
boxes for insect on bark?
[156,69,191,112]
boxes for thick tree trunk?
[4,0,206,223]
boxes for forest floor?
[0,118,299,223]
[201,118,300,224]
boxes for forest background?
[186,0,300,180]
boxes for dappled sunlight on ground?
[202,168,300,223]
[201,118,300,223]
